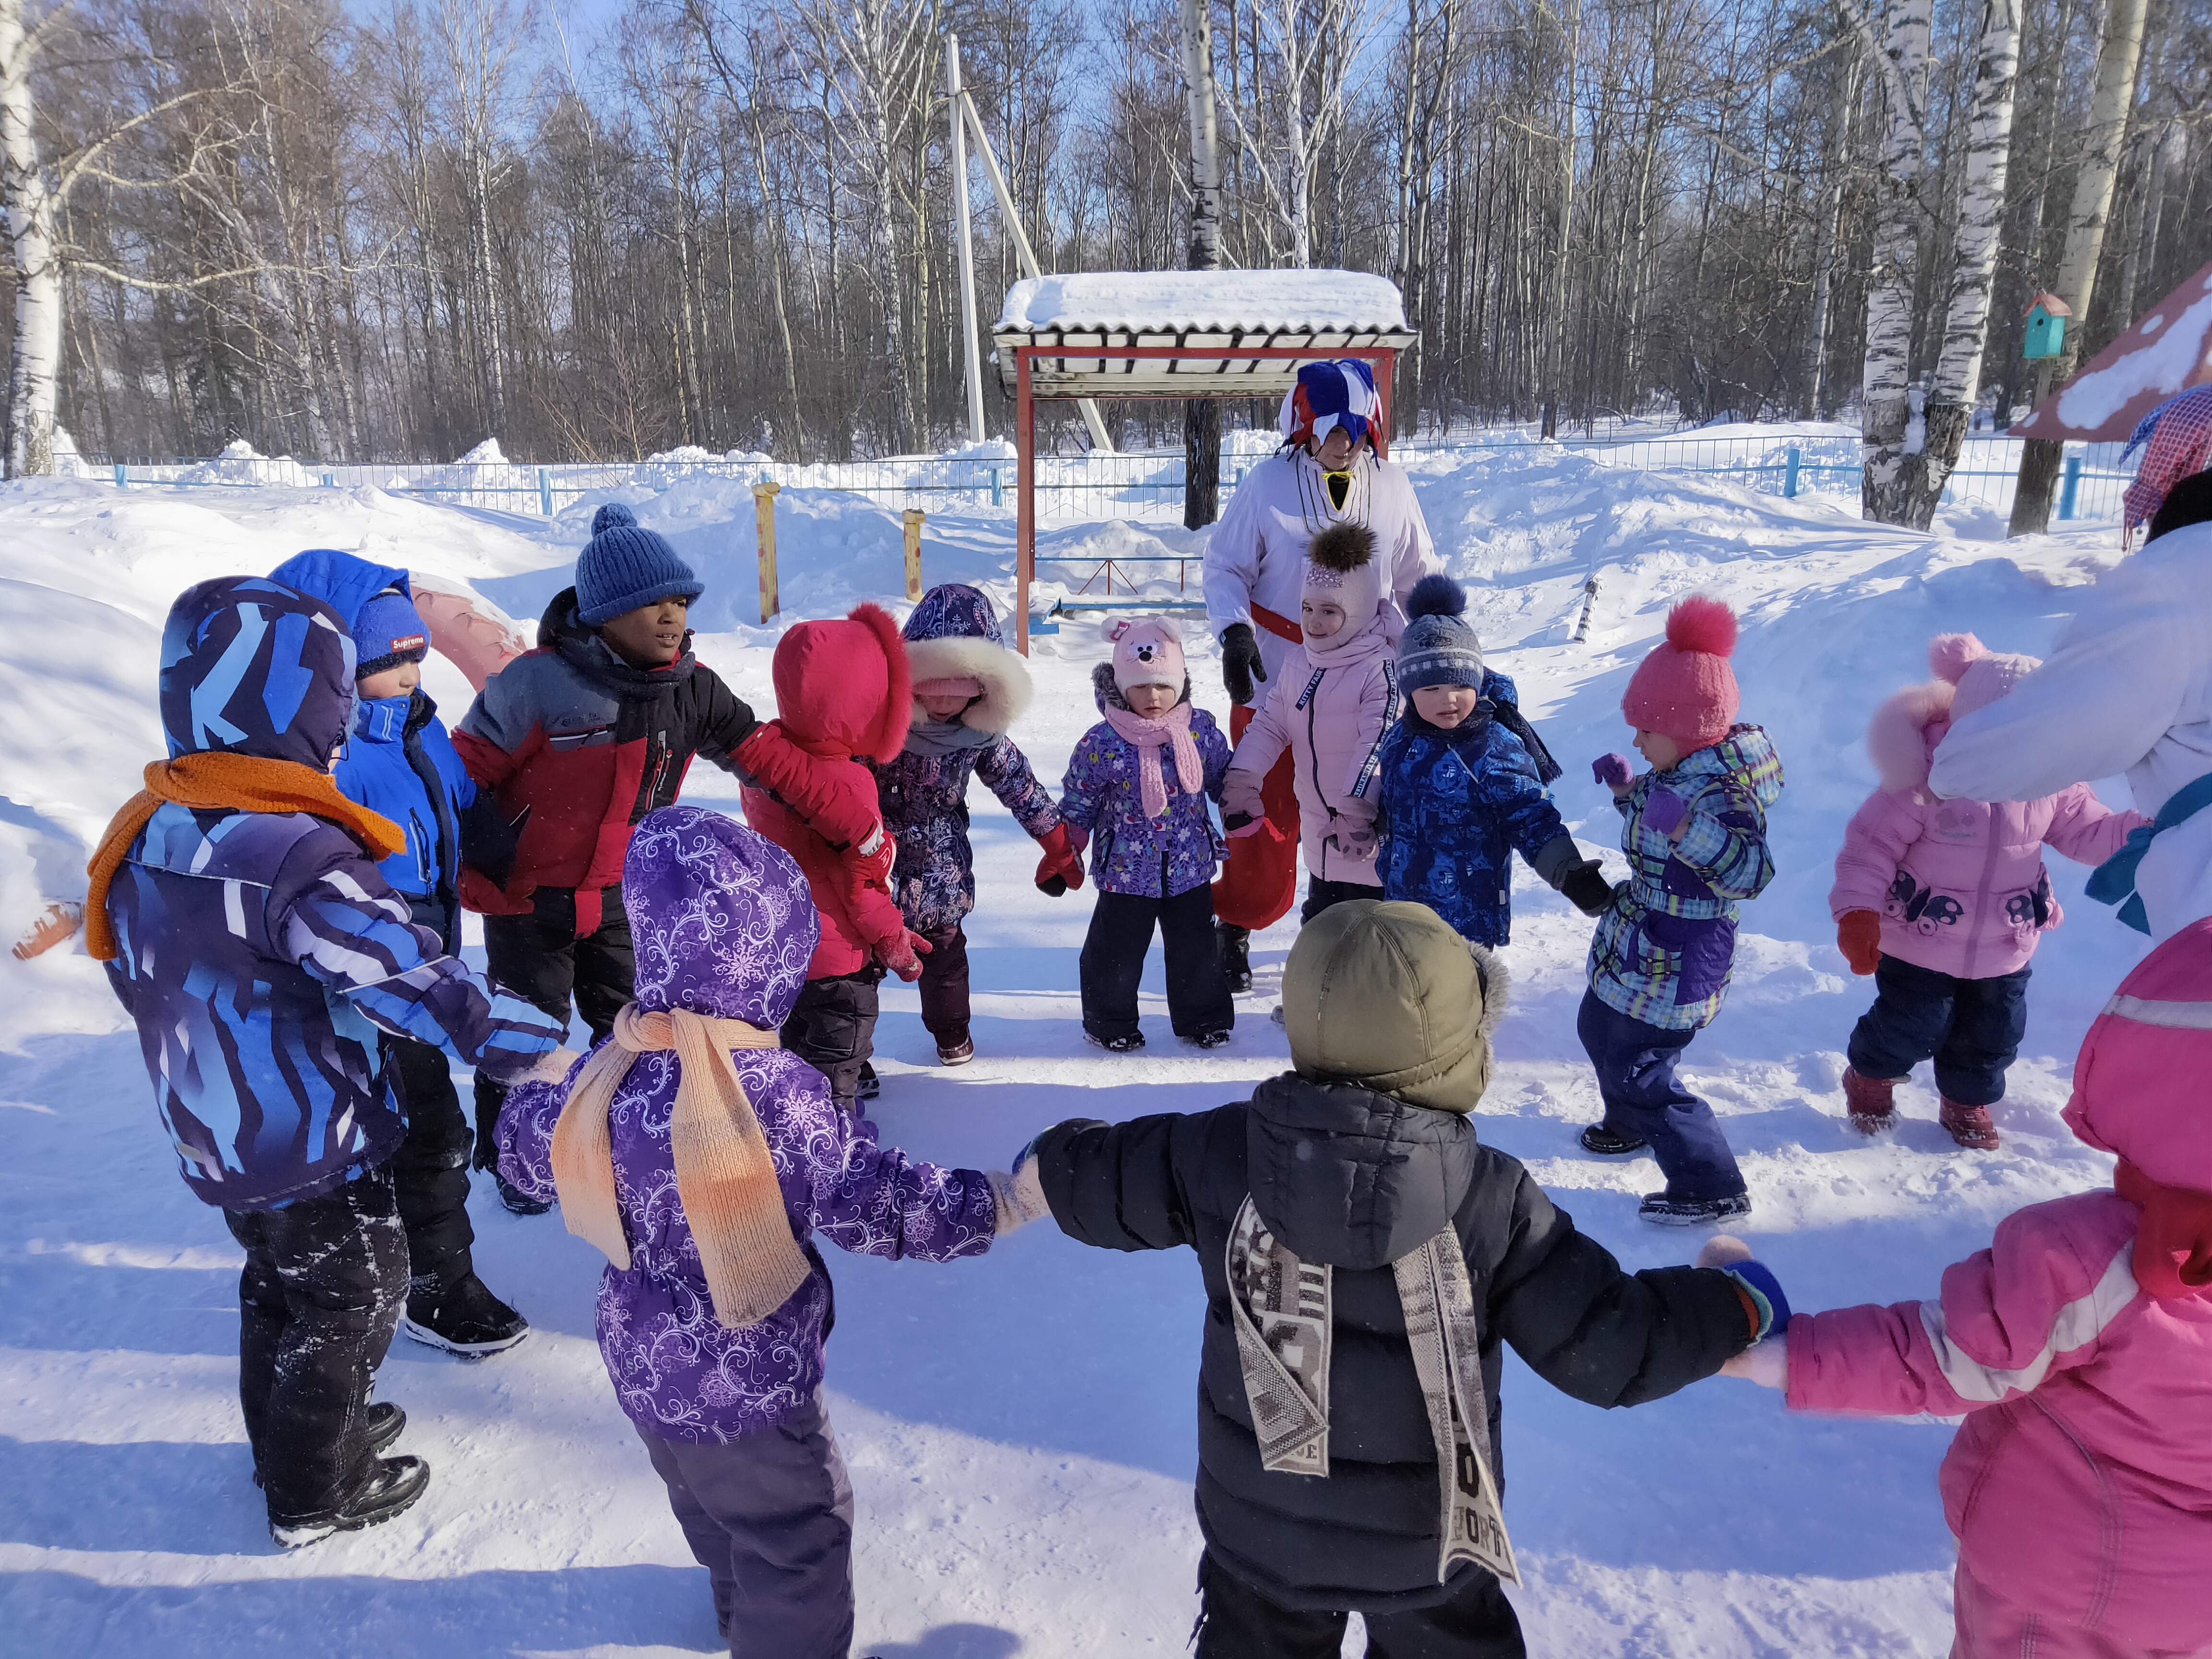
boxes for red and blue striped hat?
[1279,360,1379,450]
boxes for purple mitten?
[1642,787,1688,837]
[1592,752,1633,788]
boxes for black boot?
[401,1273,529,1357]
[253,1402,404,1490]
[270,1455,431,1548]
[856,1060,881,1100]
[1219,924,1252,994]
[493,1172,552,1216]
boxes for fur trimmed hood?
[1866,680,1955,794]
[902,584,1031,735]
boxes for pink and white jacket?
[1222,626,1398,889]
[1830,681,2146,980]
[1786,922,2212,1656]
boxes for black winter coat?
[1036,1074,1754,1613]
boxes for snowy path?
[0,450,2147,1656]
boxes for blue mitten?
[1723,1260,1791,1339]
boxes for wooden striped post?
[902,508,926,601]
[754,481,782,624]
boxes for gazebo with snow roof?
[991,270,1416,653]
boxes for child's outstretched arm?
[2039,782,2151,867]
[1830,790,1923,973]
[1221,686,1289,828]
[1774,1196,2140,1416]
[802,1085,999,1260]
[1027,1111,1222,1253]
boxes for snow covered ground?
[0,445,2149,1657]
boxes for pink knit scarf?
[1103,700,1204,819]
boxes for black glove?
[1559,861,1617,917]
[1220,622,1268,706]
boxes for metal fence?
[89,432,2135,525]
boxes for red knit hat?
[1622,596,1741,751]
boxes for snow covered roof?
[997,270,1407,334]
[2014,256,2212,443]
[991,270,1414,399]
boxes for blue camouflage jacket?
[1587,724,1785,1030]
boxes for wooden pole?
[902,508,926,600]
[946,36,987,445]
[753,480,781,624]
[1017,349,1034,656]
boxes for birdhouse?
[2023,291,2072,361]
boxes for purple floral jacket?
[875,734,1060,932]
[1057,664,1231,899]
[497,805,998,1443]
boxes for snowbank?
[998,268,1407,333]
[180,439,313,488]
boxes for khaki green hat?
[1280,899,1503,1114]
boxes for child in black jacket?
[999,900,1786,1653]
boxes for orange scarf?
[84,753,406,962]
[551,1003,810,1329]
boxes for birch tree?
[1178,0,1222,526]
[0,0,60,476]
[1852,0,1931,524]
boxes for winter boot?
[856,1061,882,1100]
[1085,1031,1146,1054]
[1842,1068,1899,1134]
[1220,924,1253,994]
[1939,1097,2002,1151]
[937,1037,974,1066]
[269,1455,431,1549]
[493,1172,552,1216]
[1185,1029,1232,1049]
[401,1273,530,1357]
[1579,1123,1648,1156]
[1638,1190,1753,1226]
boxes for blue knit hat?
[575,502,703,626]
[1397,573,1483,691]
[354,588,430,679]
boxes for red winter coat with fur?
[743,603,915,978]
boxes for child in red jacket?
[742,601,929,1111]
[454,505,885,1206]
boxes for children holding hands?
[1058,616,1235,1051]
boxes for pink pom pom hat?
[1621,595,1742,751]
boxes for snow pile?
[998,268,1407,333]
[180,439,313,488]
[0,447,2152,1657]
[48,425,95,480]
[411,437,537,495]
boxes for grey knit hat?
[1396,573,1482,692]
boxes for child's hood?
[622,805,821,1028]
[267,549,413,632]
[1090,660,1192,714]
[1866,634,2039,795]
[2065,917,2212,1195]
[772,602,912,761]
[160,576,357,771]
[902,583,1031,735]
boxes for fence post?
[1783,447,1801,500]
[538,468,554,517]
[901,508,926,601]
[990,468,1002,507]
[1572,575,1601,644]
[322,472,336,489]
[754,481,782,625]
[2058,456,2083,521]
[113,462,127,490]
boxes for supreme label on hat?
[389,634,428,653]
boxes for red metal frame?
[1012,343,1398,655]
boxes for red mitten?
[1034,823,1085,895]
[880,928,933,982]
[1836,910,1882,976]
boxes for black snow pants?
[386,1036,475,1294]
[223,1166,408,1522]
[1193,1550,1525,1659]
[473,886,635,1166]
[781,970,883,1111]
[1080,883,1234,1043]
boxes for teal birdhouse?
[2023,291,2072,361]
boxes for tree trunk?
[0,0,59,478]
[1859,0,1929,524]
[1902,0,2020,529]
[1803,29,1861,420]
[1180,0,1223,528]
[2008,0,2148,535]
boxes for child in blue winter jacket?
[875,584,1075,1069]
[1377,574,1612,944]
[1058,616,1234,1051]
[271,550,530,1359]
[1578,596,1784,1226]
[84,574,566,1547]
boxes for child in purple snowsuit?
[877,584,1075,1066]
[497,804,1031,1659]
[1058,616,1235,1051]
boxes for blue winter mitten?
[987,1137,1052,1235]
[1642,786,1689,838]
[1695,1233,1792,1339]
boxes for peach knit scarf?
[550,1003,809,1329]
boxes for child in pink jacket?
[1722,920,2212,1659]
[1221,522,1399,923]
[1831,633,2146,1149]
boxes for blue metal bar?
[1783,448,1800,499]
[2059,456,2083,521]
[539,468,554,517]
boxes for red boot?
[1939,1097,2001,1151]
[1842,1067,1898,1134]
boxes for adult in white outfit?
[1202,360,1440,985]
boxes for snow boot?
[401,1273,529,1357]
[1220,924,1253,994]
[252,1403,403,1491]
[493,1172,552,1216]
[269,1455,430,1549]
[1186,1029,1232,1049]
[937,1038,974,1067]
[1086,1031,1146,1054]
[1939,1097,2002,1151]
[857,1061,881,1100]
[1579,1123,1648,1156]
[1842,1067,1899,1135]
[1638,1190,1753,1226]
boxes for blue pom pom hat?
[574,501,704,626]
[1396,573,1483,691]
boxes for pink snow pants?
[1954,1563,2212,1659]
